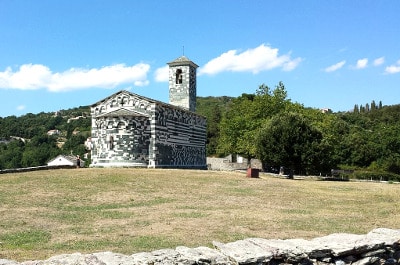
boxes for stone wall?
[150,103,206,169]
[207,156,263,171]
[3,228,399,265]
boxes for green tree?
[0,139,25,169]
[256,112,327,176]
[206,105,222,156]
[62,135,87,158]
[217,82,291,163]
[196,96,233,156]
[217,93,257,161]
[21,135,60,167]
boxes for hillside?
[0,106,91,169]
[2,96,400,178]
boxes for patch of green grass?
[173,211,209,218]
[52,239,111,252]
[51,211,87,224]
[133,220,151,227]
[53,235,180,254]
[48,209,134,224]
[211,231,255,243]
[225,187,257,195]
[98,210,133,219]
[57,197,173,212]
[281,209,313,215]
[130,197,175,207]
[129,235,180,252]
[0,229,51,250]
[48,197,173,223]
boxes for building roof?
[167,56,199,68]
[97,108,150,118]
[91,90,157,108]
[47,154,84,166]
[91,90,205,118]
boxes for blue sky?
[0,0,399,117]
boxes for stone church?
[89,56,207,169]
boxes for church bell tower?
[167,56,198,112]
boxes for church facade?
[89,56,207,169]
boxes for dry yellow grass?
[0,168,399,261]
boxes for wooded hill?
[1,84,400,181]
[0,106,91,169]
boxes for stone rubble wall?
[1,228,399,265]
[207,157,263,171]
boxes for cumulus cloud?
[198,44,302,75]
[385,60,400,74]
[355,58,368,69]
[324,60,346,72]
[154,65,169,82]
[373,57,385,66]
[0,63,150,92]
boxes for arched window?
[117,121,125,130]
[175,69,183,84]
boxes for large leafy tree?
[256,112,328,175]
[196,96,232,156]
[217,82,291,162]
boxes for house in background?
[47,129,61,136]
[47,155,83,168]
[89,56,207,169]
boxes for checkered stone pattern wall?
[90,90,206,169]
[168,64,197,112]
[92,116,151,166]
[149,104,206,168]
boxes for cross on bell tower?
[167,56,198,112]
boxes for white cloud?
[324,60,346,73]
[198,44,302,75]
[355,58,368,69]
[16,105,26,111]
[282,57,302,71]
[0,63,150,92]
[154,65,169,82]
[385,60,400,74]
[373,57,385,66]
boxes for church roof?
[167,56,199,68]
[91,90,157,107]
[91,90,204,117]
[97,108,150,118]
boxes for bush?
[350,170,400,182]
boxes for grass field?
[0,168,399,261]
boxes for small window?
[175,69,183,84]
[107,136,114,150]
